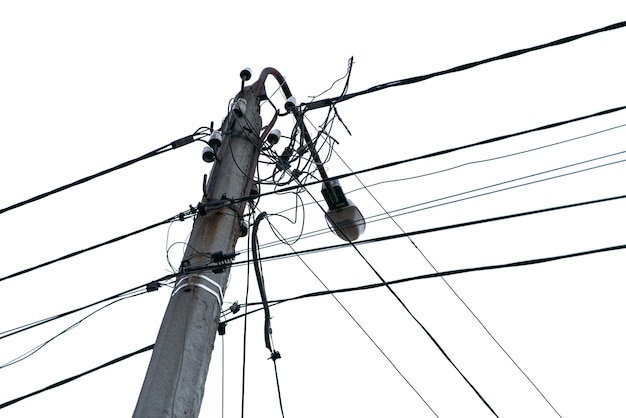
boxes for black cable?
[0,215,185,283]
[229,104,626,207]
[333,149,555,415]
[224,193,626,269]
[261,215,439,416]
[259,243,626,307]
[303,21,626,110]
[0,131,205,216]
[251,212,273,352]
[272,359,286,418]
[0,344,154,410]
[0,274,174,341]
[290,162,499,416]
[6,106,622,285]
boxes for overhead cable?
[234,104,626,205]
[0,275,174,341]
[0,344,155,410]
[303,21,626,110]
[0,128,209,216]
[5,108,624,284]
[260,243,626,306]
[0,215,186,283]
[224,193,626,268]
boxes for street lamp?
[321,178,365,242]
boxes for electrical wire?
[237,242,626,309]
[0,129,209,216]
[259,121,626,246]
[261,214,439,416]
[337,147,552,415]
[222,192,626,271]
[0,344,155,410]
[227,104,626,208]
[303,21,626,110]
[350,123,626,193]
[0,207,197,284]
[0,292,146,369]
[0,274,174,341]
[289,166,499,416]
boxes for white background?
[1,2,626,417]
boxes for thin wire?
[272,359,286,418]
[335,150,564,415]
[212,188,626,275]
[0,292,145,369]
[263,216,439,416]
[351,244,499,417]
[222,241,626,323]
[258,242,626,306]
[352,123,626,192]
[296,176,499,416]
[240,212,254,418]
[228,104,626,207]
[0,274,174,340]
[339,148,556,415]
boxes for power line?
[303,21,626,110]
[0,129,209,216]
[259,243,626,306]
[0,214,188,283]
[0,275,174,341]
[332,149,561,417]
[222,193,626,269]
[0,292,147,370]
[287,167,499,416]
[258,213,440,416]
[0,344,155,410]
[3,106,622,285]
[235,104,626,206]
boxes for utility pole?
[134,82,262,417]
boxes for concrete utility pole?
[134,84,262,417]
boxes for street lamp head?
[321,179,366,241]
[325,201,365,242]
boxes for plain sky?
[1,2,626,417]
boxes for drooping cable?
[0,274,174,341]
[0,292,147,369]
[303,21,626,110]
[251,211,285,417]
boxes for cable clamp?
[171,274,224,306]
